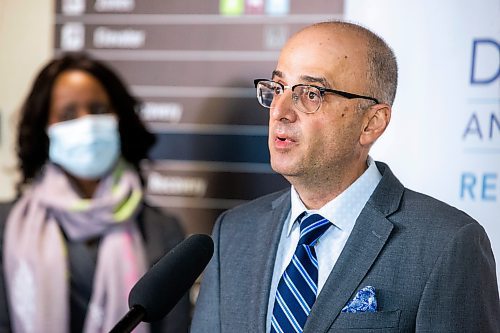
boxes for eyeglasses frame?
[254,79,379,113]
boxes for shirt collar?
[287,157,382,236]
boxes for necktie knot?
[298,213,331,246]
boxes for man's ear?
[360,104,392,146]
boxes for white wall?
[345,0,500,286]
[0,0,54,201]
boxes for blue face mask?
[47,114,121,179]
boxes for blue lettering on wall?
[463,111,500,140]
[460,172,498,201]
[482,173,497,201]
[470,39,500,84]
[461,173,476,199]
[463,113,483,139]
[490,112,500,139]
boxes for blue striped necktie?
[271,213,331,333]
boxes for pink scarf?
[4,162,148,333]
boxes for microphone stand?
[109,305,146,333]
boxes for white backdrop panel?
[345,0,500,287]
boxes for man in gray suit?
[191,21,499,332]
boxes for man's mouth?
[272,125,299,147]
[273,134,297,149]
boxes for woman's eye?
[60,104,78,121]
[89,102,111,114]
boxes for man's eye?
[307,91,319,100]
[274,86,283,94]
[301,87,320,101]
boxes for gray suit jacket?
[191,162,499,332]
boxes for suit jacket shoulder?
[192,188,291,332]
[307,162,500,333]
[218,188,289,228]
[371,161,479,231]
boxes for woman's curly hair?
[16,52,155,190]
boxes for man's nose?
[269,90,297,122]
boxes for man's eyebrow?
[271,70,284,79]
[271,71,332,88]
[300,75,331,88]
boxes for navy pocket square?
[341,286,377,313]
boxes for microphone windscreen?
[128,233,214,322]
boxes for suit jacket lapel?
[304,207,394,332]
[304,162,404,333]
[251,190,291,332]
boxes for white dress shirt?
[265,157,382,332]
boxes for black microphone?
[109,233,214,333]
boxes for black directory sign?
[55,0,343,234]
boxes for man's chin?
[270,161,300,179]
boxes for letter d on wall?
[470,39,500,84]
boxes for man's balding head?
[288,21,398,106]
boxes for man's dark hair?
[16,52,155,189]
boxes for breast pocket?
[327,310,401,332]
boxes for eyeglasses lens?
[256,81,322,114]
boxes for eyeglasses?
[254,79,379,114]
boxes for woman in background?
[0,53,190,333]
